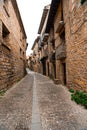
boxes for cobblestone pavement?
[0,70,87,130]
[0,74,33,130]
[35,73,87,130]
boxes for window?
[20,30,24,42]
[4,0,6,3]
[20,48,25,59]
[20,48,22,58]
[2,23,9,38]
[3,0,9,17]
[23,52,25,57]
[60,30,65,42]
[4,0,8,5]
[20,30,22,41]
[2,22,10,50]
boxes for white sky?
[16,0,51,56]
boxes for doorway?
[47,62,49,76]
[42,58,46,75]
[53,63,56,79]
[62,62,66,85]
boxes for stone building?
[31,36,41,73]
[38,5,50,75]
[0,0,27,90]
[31,0,87,92]
[26,55,33,70]
[45,0,66,83]
[65,0,87,91]
[45,0,87,91]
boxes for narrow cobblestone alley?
[0,70,87,130]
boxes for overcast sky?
[16,0,51,55]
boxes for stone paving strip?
[31,75,42,130]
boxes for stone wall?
[64,0,87,91]
[50,0,87,90]
[0,0,27,90]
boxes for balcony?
[38,37,44,47]
[33,50,36,56]
[40,33,49,46]
[44,48,48,57]
[41,40,44,46]
[38,40,42,51]
[38,45,41,51]
[56,43,66,60]
[49,51,55,63]
[42,33,49,42]
[56,21,64,33]
[40,48,48,61]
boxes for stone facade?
[31,0,87,92]
[50,0,87,91]
[0,0,27,90]
[31,36,41,73]
[54,1,66,85]
[38,5,50,75]
[65,0,87,91]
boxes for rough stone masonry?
[0,0,27,90]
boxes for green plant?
[69,89,74,93]
[70,90,87,109]
[84,104,87,109]
[0,89,7,96]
